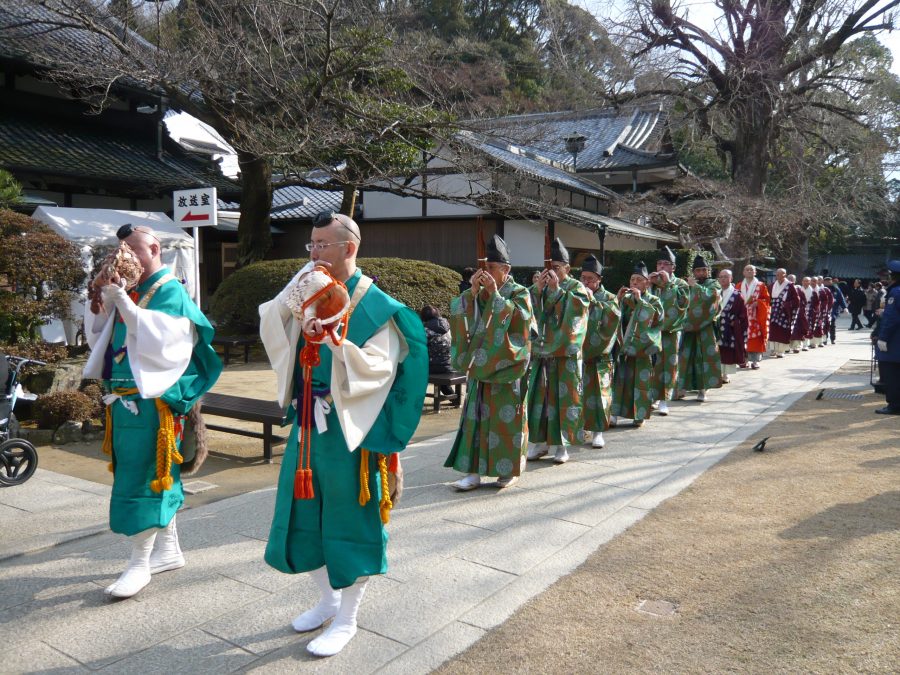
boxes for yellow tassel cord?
[357,450,392,524]
[378,454,393,525]
[102,387,139,473]
[149,399,183,493]
[358,449,372,506]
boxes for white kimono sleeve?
[329,318,409,452]
[258,263,315,408]
[80,299,194,398]
[125,310,195,398]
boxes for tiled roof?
[218,183,342,221]
[459,132,617,200]
[513,199,679,243]
[0,1,155,77]
[475,104,676,172]
[0,109,240,196]
[813,253,893,279]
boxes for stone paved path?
[0,320,872,673]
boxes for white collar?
[772,279,787,295]
[740,278,758,301]
[721,284,735,306]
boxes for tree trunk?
[339,185,357,216]
[730,96,773,198]
[236,151,273,267]
[785,235,810,275]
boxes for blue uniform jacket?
[876,282,900,362]
[829,286,847,316]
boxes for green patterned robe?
[444,278,533,478]
[582,286,621,432]
[677,279,723,392]
[611,291,663,421]
[526,276,591,446]
[650,276,690,401]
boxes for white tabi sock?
[307,577,368,657]
[105,528,157,598]
[292,566,341,632]
[149,514,185,574]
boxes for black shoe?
[875,406,900,415]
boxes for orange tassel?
[294,468,314,500]
[388,452,399,473]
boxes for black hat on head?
[657,245,676,264]
[486,234,510,264]
[582,254,602,275]
[633,261,648,277]
[551,237,569,264]
[692,254,708,270]
[116,223,134,240]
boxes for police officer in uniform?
[874,259,900,415]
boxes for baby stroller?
[0,353,45,486]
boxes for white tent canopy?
[30,207,197,344]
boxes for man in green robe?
[526,238,591,464]
[580,254,620,448]
[84,225,222,599]
[259,212,427,657]
[649,246,690,416]
[610,261,663,426]
[676,254,723,402]
[444,235,533,490]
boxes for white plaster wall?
[504,220,545,267]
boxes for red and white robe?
[736,278,770,357]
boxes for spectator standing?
[874,260,900,415]
[459,267,476,295]
[421,305,454,395]
[847,279,866,330]
[864,282,878,327]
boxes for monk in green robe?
[649,245,690,416]
[445,235,533,491]
[611,261,663,426]
[676,254,723,402]
[526,237,591,465]
[259,212,427,658]
[580,254,620,448]
[84,224,222,600]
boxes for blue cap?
[888,259,900,273]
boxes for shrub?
[500,249,714,292]
[79,381,105,420]
[210,257,461,333]
[34,390,97,430]
[0,209,85,343]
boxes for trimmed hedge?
[471,249,715,292]
[209,257,462,333]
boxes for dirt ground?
[438,361,900,674]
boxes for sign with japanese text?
[173,187,217,227]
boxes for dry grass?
[439,364,900,674]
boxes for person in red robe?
[788,274,808,352]
[735,264,770,369]
[716,269,748,383]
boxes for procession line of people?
[445,241,870,494]
[80,218,898,659]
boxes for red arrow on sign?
[181,211,210,222]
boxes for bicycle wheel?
[0,438,38,486]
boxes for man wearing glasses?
[82,224,222,599]
[259,211,428,657]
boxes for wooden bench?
[425,372,467,412]
[212,336,257,366]
[202,392,287,462]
